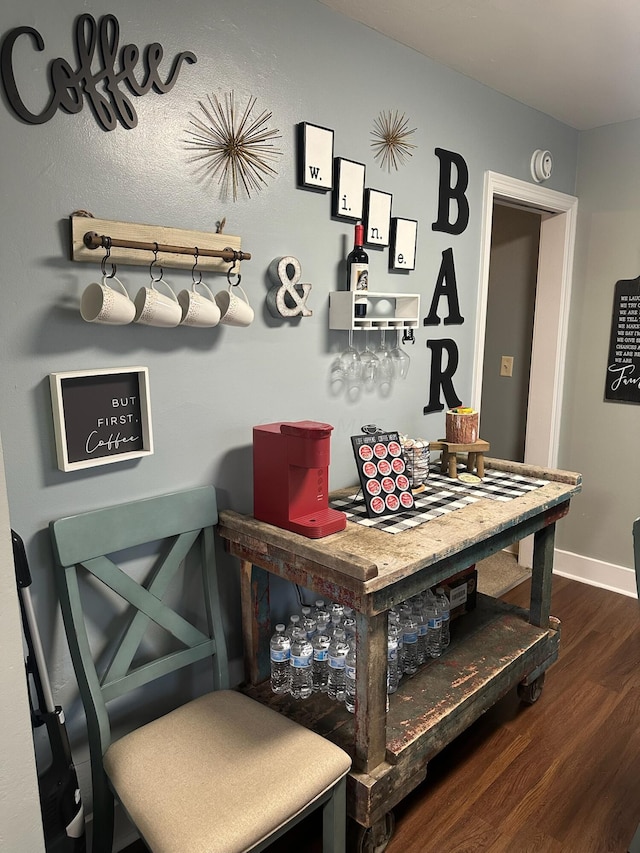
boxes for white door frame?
[471,171,578,469]
[471,173,578,568]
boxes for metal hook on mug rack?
[226,252,242,287]
[149,242,164,283]
[100,237,117,279]
[402,328,416,345]
[191,247,202,285]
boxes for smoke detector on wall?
[530,149,553,183]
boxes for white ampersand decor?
[266,256,313,318]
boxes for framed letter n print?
[297,122,334,191]
[364,189,392,247]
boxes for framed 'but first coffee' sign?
[49,367,153,471]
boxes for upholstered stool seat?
[105,689,351,853]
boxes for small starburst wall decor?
[370,110,417,172]
[185,92,282,201]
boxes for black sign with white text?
[60,373,144,464]
[605,277,640,403]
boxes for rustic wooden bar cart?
[217,459,582,852]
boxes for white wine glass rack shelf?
[329,291,420,331]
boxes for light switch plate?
[500,356,514,377]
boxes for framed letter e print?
[50,366,153,472]
[389,217,418,270]
[297,122,334,191]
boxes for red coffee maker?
[253,420,347,538]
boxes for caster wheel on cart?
[354,811,395,853]
[518,673,545,705]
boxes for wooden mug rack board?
[70,215,244,274]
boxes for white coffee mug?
[134,279,182,327]
[80,276,136,325]
[215,285,254,327]
[178,281,221,328]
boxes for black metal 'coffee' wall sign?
[1,14,196,131]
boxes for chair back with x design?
[50,486,227,849]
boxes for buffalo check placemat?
[330,467,548,534]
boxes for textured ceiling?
[317,0,640,130]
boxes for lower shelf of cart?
[240,594,559,764]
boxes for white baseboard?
[553,548,638,598]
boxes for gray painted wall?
[0,0,581,830]
[0,436,45,852]
[558,118,640,568]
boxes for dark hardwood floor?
[382,576,640,853]
[123,576,640,853]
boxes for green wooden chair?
[50,486,350,853]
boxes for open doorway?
[472,172,578,565]
[479,202,541,462]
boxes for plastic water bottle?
[328,613,342,638]
[345,639,356,713]
[301,606,317,640]
[412,596,428,666]
[290,628,313,699]
[436,587,451,650]
[342,615,356,640]
[387,621,400,694]
[401,615,419,675]
[312,633,331,693]
[316,611,331,638]
[329,602,345,625]
[285,613,301,638]
[426,592,443,658]
[313,599,327,618]
[328,628,349,701]
[389,610,403,678]
[270,624,291,695]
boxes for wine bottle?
[347,222,369,318]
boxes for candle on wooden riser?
[445,409,479,444]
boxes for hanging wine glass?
[329,355,346,394]
[375,330,394,393]
[359,331,379,391]
[339,329,362,387]
[390,329,410,379]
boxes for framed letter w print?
[297,122,334,191]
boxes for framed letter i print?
[389,217,418,270]
[297,122,334,191]
[332,158,366,221]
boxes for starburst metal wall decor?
[370,110,417,172]
[185,92,282,201]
